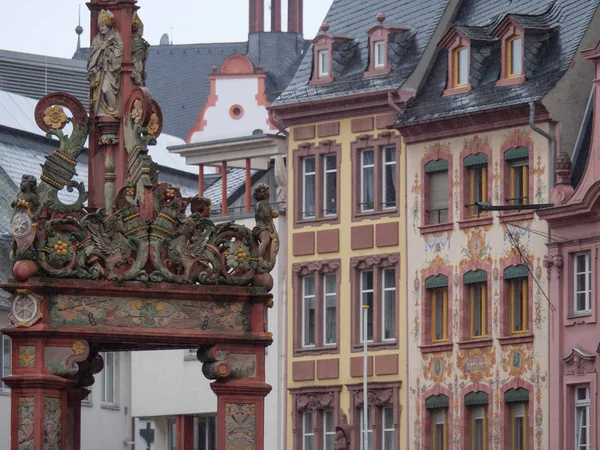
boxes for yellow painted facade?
[286,113,408,449]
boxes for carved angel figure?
[168,222,211,281]
[11,175,39,211]
[85,218,133,279]
[252,184,279,262]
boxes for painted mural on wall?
[407,128,550,450]
[18,397,34,450]
[225,402,256,450]
[49,295,251,332]
[43,398,61,450]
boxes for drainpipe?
[529,101,556,186]
[268,110,289,137]
[388,92,404,116]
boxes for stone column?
[175,415,194,450]
[199,344,271,450]
[67,388,91,450]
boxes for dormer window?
[440,28,472,95]
[374,41,386,68]
[318,49,330,78]
[454,46,469,87]
[508,36,523,76]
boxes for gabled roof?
[398,0,600,125]
[273,0,451,106]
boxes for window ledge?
[364,67,391,78]
[443,85,472,96]
[0,389,10,396]
[496,75,525,87]
[497,333,534,346]
[499,211,534,223]
[457,338,493,349]
[100,403,120,411]
[309,75,334,86]
[566,313,595,326]
[294,346,339,357]
[458,216,493,229]
[419,222,454,235]
[351,341,397,353]
[352,209,398,222]
[295,216,339,228]
[419,342,453,353]
[82,401,94,408]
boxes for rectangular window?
[382,146,397,209]
[361,149,375,212]
[432,289,448,342]
[323,154,337,216]
[382,406,394,450]
[470,283,487,338]
[455,47,469,86]
[574,252,592,314]
[324,273,337,345]
[509,37,523,76]
[303,411,315,450]
[302,276,316,347]
[468,165,487,217]
[511,403,526,450]
[0,334,11,390]
[472,406,487,450]
[575,385,591,450]
[359,407,373,450]
[318,50,330,78]
[509,159,528,205]
[428,170,449,224]
[432,409,447,450]
[198,415,216,450]
[302,157,316,219]
[382,268,396,341]
[360,270,374,342]
[167,418,177,450]
[510,277,528,334]
[324,410,335,450]
[374,41,386,68]
[101,351,116,404]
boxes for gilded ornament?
[155,302,164,312]
[135,299,143,309]
[18,346,35,367]
[131,99,143,124]
[43,105,68,130]
[147,112,160,136]
[72,341,86,355]
[53,240,69,256]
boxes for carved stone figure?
[85,217,134,279]
[334,424,351,449]
[168,220,211,280]
[11,175,39,212]
[131,12,150,87]
[87,10,124,116]
[252,184,279,262]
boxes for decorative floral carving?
[197,345,257,380]
[295,391,334,411]
[350,253,400,270]
[18,396,34,450]
[562,347,596,376]
[131,99,143,124]
[147,112,159,135]
[18,346,35,368]
[292,259,341,276]
[351,387,394,407]
[43,106,67,130]
[43,398,61,450]
[225,403,256,450]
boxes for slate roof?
[75,32,308,139]
[272,0,451,106]
[398,0,600,125]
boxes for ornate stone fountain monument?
[3,2,278,449]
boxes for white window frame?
[0,334,11,391]
[574,251,592,314]
[323,410,335,450]
[198,415,217,450]
[456,47,469,86]
[360,270,374,343]
[382,146,397,210]
[381,268,396,341]
[167,418,177,450]
[359,407,373,450]
[382,406,394,450]
[101,351,117,405]
[303,411,315,450]
[323,273,337,346]
[374,40,386,68]
[318,50,330,78]
[302,276,316,348]
[575,385,591,450]
[323,154,337,217]
[360,149,375,212]
[302,157,316,219]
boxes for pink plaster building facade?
[538,42,600,450]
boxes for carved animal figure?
[168,225,211,281]
[85,220,133,279]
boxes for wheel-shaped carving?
[34,92,87,132]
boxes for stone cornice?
[292,259,341,276]
[350,253,400,270]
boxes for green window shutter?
[504,388,529,403]
[503,265,528,280]
[463,153,488,167]
[463,269,487,284]
[504,146,529,161]
[465,391,489,406]
[425,274,448,289]
[426,394,449,409]
[425,159,449,173]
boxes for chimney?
[288,0,303,35]
[271,0,282,32]
[249,0,264,33]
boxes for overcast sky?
[2,0,333,59]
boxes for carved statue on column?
[131,12,150,87]
[334,423,351,449]
[87,10,124,116]
[252,184,279,262]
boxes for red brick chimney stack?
[288,0,303,34]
